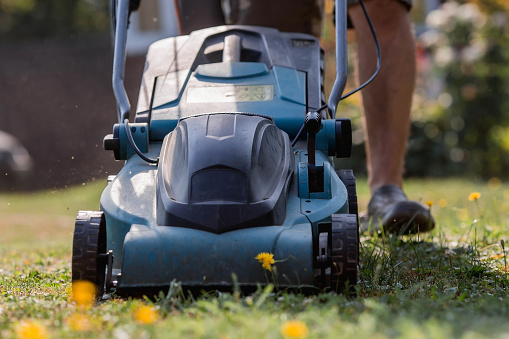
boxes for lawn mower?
[72,0,380,296]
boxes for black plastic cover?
[156,113,294,233]
[135,26,323,122]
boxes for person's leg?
[178,0,225,34]
[178,0,324,37]
[348,0,415,194]
[231,0,324,37]
[348,0,434,233]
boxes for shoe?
[361,185,435,235]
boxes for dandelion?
[133,305,159,324]
[468,192,484,220]
[425,201,433,208]
[255,252,275,271]
[281,320,309,338]
[15,320,48,339]
[438,199,448,208]
[468,192,481,201]
[71,280,96,308]
[67,314,92,332]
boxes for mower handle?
[113,0,346,122]
[327,0,348,119]
[112,0,134,123]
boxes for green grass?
[2,178,509,338]
[0,182,102,250]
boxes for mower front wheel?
[331,213,359,294]
[72,211,107,297]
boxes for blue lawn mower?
[72,0,380,296]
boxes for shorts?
[179,0,413,37]
[347,0,412,10]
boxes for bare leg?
[348,0,416,194]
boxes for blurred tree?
[469,0,509,14]
[414,1,509,179]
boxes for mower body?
[72,0,359,295]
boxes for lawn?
[1,177,509,338]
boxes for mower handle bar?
[328,0,348,119]
[112,0,131,123]
[111,0,348,123]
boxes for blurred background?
[0,0,508,191]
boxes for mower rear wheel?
[331,214,359,294]
[337,169,358,218]
[72,211,107,296]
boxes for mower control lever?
[305,111,321,166]
[305,111,324,193]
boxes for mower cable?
[339,0,381,101]
[291,124,306,147]
[123,119,159,164]
[292,0,380,147]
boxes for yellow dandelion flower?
[468,192,481,201]
[255,252,275,271]
[15,320,48,339]
[67,314,92,332]
[71,281,96,308]
[281,320,309,338]
[425,200,433,208]
[438,199,448,208]
[133,305,159,324]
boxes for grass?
[0,182,103,250]
[1,177,509,338]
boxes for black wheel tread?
[72,211,107,295]
[336,169,358,218]
[331,214,358,293]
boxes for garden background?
[2,0,509,338]
[2,0,509,190]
